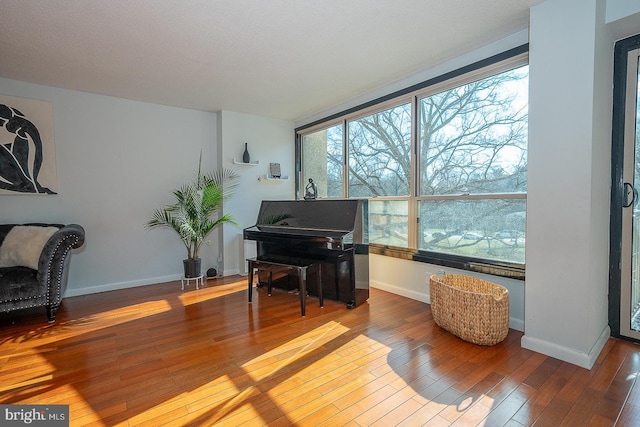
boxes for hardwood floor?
[1,276,639,426]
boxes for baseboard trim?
[64,274,181,297]
[224,268,240,277]
[371,280,429,304]
[521,325,611,369]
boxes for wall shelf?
[259,175,289,181]
[233,159,259,165]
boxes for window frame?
[296,46,529,279]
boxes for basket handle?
[493,286,508,300]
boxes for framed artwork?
[0,94,57,195]
[269,162,281,179]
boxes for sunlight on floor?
[80,299,173,329]
[197,386,261,425]
[178,283,245,305]
[23,307,500,425]
[0,369,54,394]
[0,299,174,355]
[150,321,353,425]
[242,321,350,381]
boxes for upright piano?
[243,199,369,312]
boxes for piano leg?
[297,264,321,316]
[317,264,323,308]
[300,269,307,317]
[299,264,323,316]
[333,262,340,302]
[248,260,254,303]
[346,256,356,309]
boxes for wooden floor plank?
[1,276,639,426]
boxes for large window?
[418,66,528,263]
[297,49,528,274]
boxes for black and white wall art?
[0,94,57,194]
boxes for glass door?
[621,47,640,340]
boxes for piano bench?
[246,257,322,317]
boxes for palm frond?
[146,156,239,260]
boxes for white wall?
[523,0,613,369]
[218,110,295,276]
[0,81,294,295]
[606,0,640,26]
[606,0,640,43]
[0,77,219,295]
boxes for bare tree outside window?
[299,63,529,263]
[420,68,528,196]
[348,103,412,197]
[420,66,528,262]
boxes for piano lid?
[252,199,364,233]
[244,199,368,246]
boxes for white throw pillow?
[0,226,59,270]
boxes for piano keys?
[243,199,369,313]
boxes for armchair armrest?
[37,224,85,316]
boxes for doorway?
[611,34,640,341]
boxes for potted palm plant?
[147,155,239,278]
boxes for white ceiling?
[0,0,543,123]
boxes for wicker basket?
[429,273,509,345]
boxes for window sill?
[369,244,525,280]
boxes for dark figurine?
[304,178,317,200]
